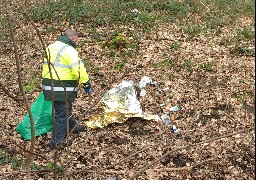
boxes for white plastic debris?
[139,76,152,89]
[160,113,171,125]
[107,176,116,180]
[140,89,146,97]
[139,76,155,96]
[131,9,141,16]
[161,87,169,91]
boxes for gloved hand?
[85,87,92,94]
[84,81,93,94]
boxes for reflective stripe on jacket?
[42,36,89,102]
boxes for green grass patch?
[0,147,64,174]
[170,41,180,51]
[0,16,8,28]
[99,30,140,58]
[27,0,255,34]
[199,62,216,73]
[107,33,130,51]
[201,0,254,25]
[230,44,255,57]
[183,23,202,37]
[181,60,194,73]
[24,73,41,93]
[153,58,173,68]
[152,0,190,19]
[205,17,228,30]
[0,16,9,41]
[235,26,255,41]
[220,37,232,47]
[113,58,126,71]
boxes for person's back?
[42,30,90,102]
[42,29,92,150]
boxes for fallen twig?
[0,82,31,101]
[0,110,45,159]
[147,166,190,172]
[129,127,255,179]
[146,157,216,172]
[1,169,54,174]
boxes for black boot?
[72,124,86,134]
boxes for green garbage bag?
[16,92,53,140]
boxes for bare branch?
[4,1,36,179]
[129,127,255,179]
[0,81,29,101]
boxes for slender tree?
[4,0,35,179]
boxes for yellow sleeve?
[65,47,90,84]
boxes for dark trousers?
[50,101,77,149]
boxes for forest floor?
[0,2,255,179]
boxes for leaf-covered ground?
[0,4,255,180]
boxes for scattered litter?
[160,104,180,125]
[151,80,157,86]
[107,176,116,180]
[139,76,156,96]
[131,9,141,16]
[164,103,180,113]
[140,89,146,97]
[172,125,177,133]
[160,113,171,125]
[169,105,180,112]
[161,87,169,91]
[139,76,152,89]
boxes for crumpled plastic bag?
[85,77,160,128]
[16,92,53,140]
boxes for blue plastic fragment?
[169,105,180,112]
[151,80,157,86]
[173,125,177,133]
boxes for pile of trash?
[85,76,160,128]
[16,76,181,139]
[85,76,180,131]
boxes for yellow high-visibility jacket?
[42,35,90,102]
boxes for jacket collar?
[57,35,77,49]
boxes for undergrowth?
[28,0,255,33]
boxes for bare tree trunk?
[4,0,35,179]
